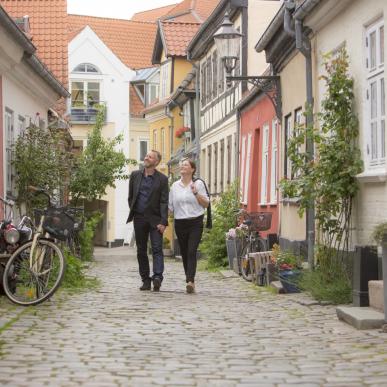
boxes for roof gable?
[131,4,178,22]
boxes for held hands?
[157,224,166,234]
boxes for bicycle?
[65,207,84,259]
[237,210,272,282]
[2,187,71,306]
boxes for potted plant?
[271,244,303,293]
[225,225,247,270]
[163,237,173,257]
[175,126,190,139]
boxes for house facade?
[69,26,134,247]
[0,5,68,206]
[187,0,280,198]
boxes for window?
[71,81,100,107]
[139,139,148,161]
[201,63,206,106]
[212,51,218,99]
[73,63,100,73]
[160,61,170,100]
[366,19,385,168]
[18,115,25,135]
[206,57,212,103]
[5,109,16,197]
[261,125,269,204]
[161,128,166,161]
[270,119,279,202]
[227,135,232,185]
[243,134,252,204]
[153,129,158,150]
[220,139,225,192]
[284,114,292,179]
[218,56,225,94]
[214,142,218,194]
[207,145,212,194]
[240,136,247,203]
[147,83,159,105]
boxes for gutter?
[0,6,35,55]
[24,54,70,98]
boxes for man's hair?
[151,150,162,164]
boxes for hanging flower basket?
[175,126,190,138]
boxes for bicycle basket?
[248,212,272,232]
[38,207,75,241]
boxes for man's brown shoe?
[186,282,195,294]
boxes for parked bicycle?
[237,210,272,282]
[2,187,71,306]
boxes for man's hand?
[157,224,166,234]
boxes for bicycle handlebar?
[0,196,15,207]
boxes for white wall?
[69,26,135,244]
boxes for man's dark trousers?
[133,214,164,282]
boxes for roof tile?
[131,3,178,22]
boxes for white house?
[69,26,134,246]
[0,7,69,202]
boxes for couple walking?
[127,150,209,294]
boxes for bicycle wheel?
[2,239,66,306]
[238,243,253,282]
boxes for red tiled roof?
[161,21,200,57]
[165,0,220,22]
[1,0,68,87]
[131,3,178,22]
[68,15,157,70]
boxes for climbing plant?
[280,48,363,263]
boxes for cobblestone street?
[0,247,387,386]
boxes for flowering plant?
[225,224,248,240]
[270,244,302,271]
[175,126,190,138]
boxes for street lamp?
[214,12,282,118]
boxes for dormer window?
[72,63,100,73]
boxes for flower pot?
[279,269,301,293]
[226,238,242,270]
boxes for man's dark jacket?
[127,169,169,226]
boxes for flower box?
[226,238,242,270]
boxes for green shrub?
[298,246,352,304]
[200,181,239,268]
[62,249,100,290]
[79,212,103,261]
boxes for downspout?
[165,103,174,176]
[284,1,315,269]
[194,64,201,177]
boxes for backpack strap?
[193,177,212,229]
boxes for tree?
[69,108,136,203]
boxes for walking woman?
[169,159,209,293]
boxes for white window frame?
[260,124,269,204]
[153,129,158,151]
[240,136,247,204]
[70,80,101,107]
[270,119,278,203]
[365,19,385,170]
[138,138,149,162]
[243,134,252,205]
[160,61,170,100]
[5,109,16,198]
[284,114,292,179]
[161,128,166,161]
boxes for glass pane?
[371,122,378,159]
[86,64,98,73]
[74,64,86,72]
[380,26,384,64]
[87,83,100,105]
[71,82,84,106]
[381,120,385,158]
[140,141,147,161]
[370,31,376,69]
[371,81,377,119]
[381,78,385,116]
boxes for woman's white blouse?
[169,179,209,219]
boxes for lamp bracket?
[226,75,282,118]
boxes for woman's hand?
[190,183,198,196]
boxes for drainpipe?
[284,1,315,269]
[165,103,174,175]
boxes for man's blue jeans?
[133,214,164,282]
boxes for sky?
[67,0,178,19]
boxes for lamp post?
[214,12,282,119]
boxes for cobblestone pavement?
[0,247,387,387]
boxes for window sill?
[356,171,387,183]
[281,197,301,205]
[258,202,268,207]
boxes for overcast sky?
[67,0,178,19]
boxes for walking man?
[127,150,169,291]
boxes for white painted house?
[69,26,134,246]
[0,7,69,202]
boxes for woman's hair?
[182,158,196,176]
